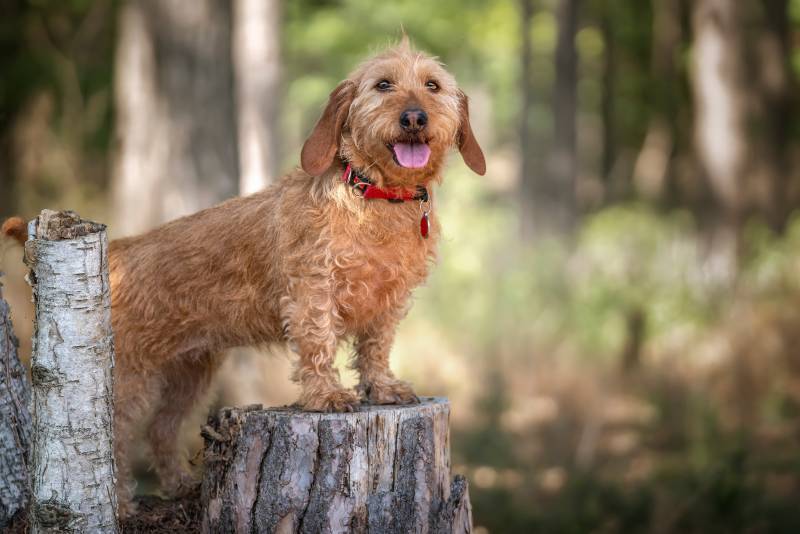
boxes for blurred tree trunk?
[620,307,646,373]
[521,0,579,239]
[633,0,683,202]
[112,0,239,237]
[600,3,615,186]
[543,0,579,235]
[692,0,795,246]
[519,0,536,239]
[691,0,748,255]
[754,0,796,231]
[233,0,281,194]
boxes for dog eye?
[375,79,393,91]
[425,80,440,92]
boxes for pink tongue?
[393,142,431,168]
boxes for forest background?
[2,0,800,532]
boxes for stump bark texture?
[201,397,472,533]
[25,210,118,533]
[0,279,32,527]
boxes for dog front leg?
[285,288,360,412]
[353,313,419,405]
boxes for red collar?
[341,164,429,203]
[340,163,432,238]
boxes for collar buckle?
[342,162,430,203]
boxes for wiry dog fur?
[2,39,485,514]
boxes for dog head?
[301,39,485,188]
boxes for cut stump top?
[240,396,447,416]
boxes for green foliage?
[743,213,800,294]
[414,173,716,363]
[0,0,116,214]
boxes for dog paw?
[302,388,361,412]
[117,497,139,519]
[358,379,419,405]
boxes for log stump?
[201,397,472,533]
[0,278,32,527]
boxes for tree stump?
[25,210,118,533]
[0,277,32,527]
[201,397,472,533]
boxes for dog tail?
[2,217,27,247]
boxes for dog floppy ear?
[457,91,486,176]
[301,81,355,176]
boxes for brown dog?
[3,39,485,513]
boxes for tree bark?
[112,0,239,236]
[233,0,282,194]
[201,398,472,533]
[0,278,32,528]
[25,210,118,533]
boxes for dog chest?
[332,238,432,326]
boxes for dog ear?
[457,91,486,176]
[301,81,355,176]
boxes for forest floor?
[4,486,201,533]
[120,486,201,533]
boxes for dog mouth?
[387,140,431,169]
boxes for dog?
[2,38,485,514]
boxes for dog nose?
[400,108,427,131]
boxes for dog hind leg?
[145,351,221,496]
[114,362,163,517]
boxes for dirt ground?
[120,487,202,533]
[5,487,202,533]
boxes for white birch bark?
[233,0,282,194]
[201,398,472,533]
[25,210,117,533]
[0,280,32,527]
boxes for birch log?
[201,397,472,533]
[25,210,118,533]
[0,278,32,527]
